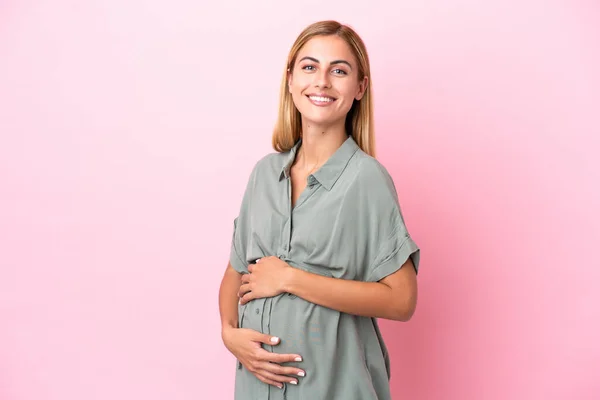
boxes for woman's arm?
[239,257,418,321]
[287,258,417,321]
[219,263,243,331]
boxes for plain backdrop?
[1,1,599,399]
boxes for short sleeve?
[229,164,259,274]
[362,161,420,282]
[366,214,420,282]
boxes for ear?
[355,76,369,101]
[287,69,293,93]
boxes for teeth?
[309,96,333,102]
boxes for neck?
[296,119,347,173]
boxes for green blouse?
[230,135,420,400]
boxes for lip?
[306,93,337,107]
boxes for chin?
[307,116,336,126]
[300,111,343,128]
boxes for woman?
[219,20,420,400]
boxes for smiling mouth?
[306,95,336,105]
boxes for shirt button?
[255,308,260,314]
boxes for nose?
[314,69,331,89]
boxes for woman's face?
[288,35,367,130]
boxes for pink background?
[1,1,599,399]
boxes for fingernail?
[270,337,279,343]
[295,356,302,362]
[297,371,305,377]
[290,380,298,385]
[278,385,283,389]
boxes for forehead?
[296,35,356,63]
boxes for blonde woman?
[219,20,420,400]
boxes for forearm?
[219,263,243,331]
[283,268,412,321]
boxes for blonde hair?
[272,20,376,157]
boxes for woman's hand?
[238,256,293,305]
[221,327,305,388]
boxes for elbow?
[379,273,418,321]
[390,295,417,322]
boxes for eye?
[302,65,316,72]
[332,68,347,76]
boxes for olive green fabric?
[230,135,420,400]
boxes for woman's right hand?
[222,327,306,388]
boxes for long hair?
[272,20,376,157]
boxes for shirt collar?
[278,135,359,191]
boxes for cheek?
[290,91,307,111]
[337,85,361,108]
[335,95,355,112]
[290,85,305,99]
[290,84,310,110]
[290,78,309,95]
[339,83,360,99]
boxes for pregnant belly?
[239,294,384,399]
[240,294,350,382]
[240,294,341,353]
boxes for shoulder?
[245,150,289,182]
[351,150,399,203]
[255,151,287,172]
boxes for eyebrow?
[298,56,353,69]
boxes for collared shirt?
[229,135,420,400]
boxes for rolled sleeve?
[366,228,420,282]
[229,217,248,273]
[358,160,421,282]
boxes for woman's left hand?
[238,256,292,305]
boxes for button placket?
[284,178,292,257]
[280,217,291,257]
[285,215,296,299]
[284,179,295,300]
